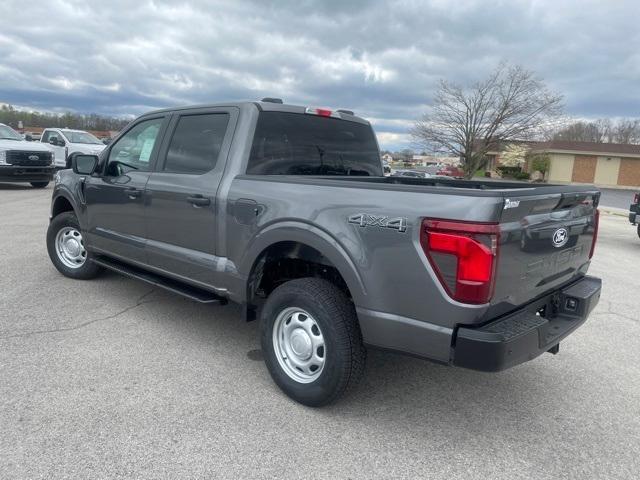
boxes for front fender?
[51,184,85,229]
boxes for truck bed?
[231,174,599,327]
[243,174,599,196]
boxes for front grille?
[6,150,53,166]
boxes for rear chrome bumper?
[453,275,601,372]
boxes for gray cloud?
[1,0,639,150]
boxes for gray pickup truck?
[47,99,602,406]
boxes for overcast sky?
[1,0,639,150]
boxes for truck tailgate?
[490,190,599,316]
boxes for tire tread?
[261,277,366,406]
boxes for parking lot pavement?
[599,187,635,209]
[1,183,639,480]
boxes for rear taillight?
[420,219,499,304]
[634,193,639,204]
[589,209,599,259]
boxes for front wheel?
[47,212,103,279]
[30,181,49,188]
[260,277,366,407]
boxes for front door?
[144,108,236,287]
[41,130,66,168]
[84,116,167,264]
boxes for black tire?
[30,181,49,188]
[260,277,366,407]
[47,212,103,280]
[637,224,640,239]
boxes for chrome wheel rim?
[272,307,326,383]
[55,227,86,269]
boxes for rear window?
[247,112,382,176]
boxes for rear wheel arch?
[242,227,366,320]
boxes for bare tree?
[612,118,640,144]
[553,118,640,144]
[553,120,606,142]
[412,64,563,178]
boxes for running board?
[92,256,228,305]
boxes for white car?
[40,128,105,168]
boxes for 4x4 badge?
[348,213,407,233]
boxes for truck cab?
[41,128,106,168]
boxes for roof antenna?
[261,97,283,104]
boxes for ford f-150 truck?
[47,99,602,406]
[1,123,54,188]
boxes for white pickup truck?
[40,128,106,168]
[0,123,55,187]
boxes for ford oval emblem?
[552,228,569,248]
[28,154,39,161]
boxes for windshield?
[0,125,24,141]
[63,131,103,144]
[247,112,382,176]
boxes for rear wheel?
[47,212,103,279]
[260,277,366,406]
[30,181,49,188]
[637,224,640,239]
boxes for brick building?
[485,140,640,187]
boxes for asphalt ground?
[1,182,639,479]
[599,187,636,209]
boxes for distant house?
[411,155,459,167]
[412,155,438,166]
[484,140,640,187]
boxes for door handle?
[124,187,141,199]
[187,194,211,207]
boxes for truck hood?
[68,143,106,154]
[0,140,53,152]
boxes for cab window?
[163,113,229,174]
[107,118,163,175]
[247,111,382,176]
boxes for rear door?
[84,116,168,263]
[144,107,237,287]
[491,190,599,314]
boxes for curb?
[599,207,628,218]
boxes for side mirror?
[48,137,58,146]
[71,153,99,175]
[25,134,33,141]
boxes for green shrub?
[496,165,520,176]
